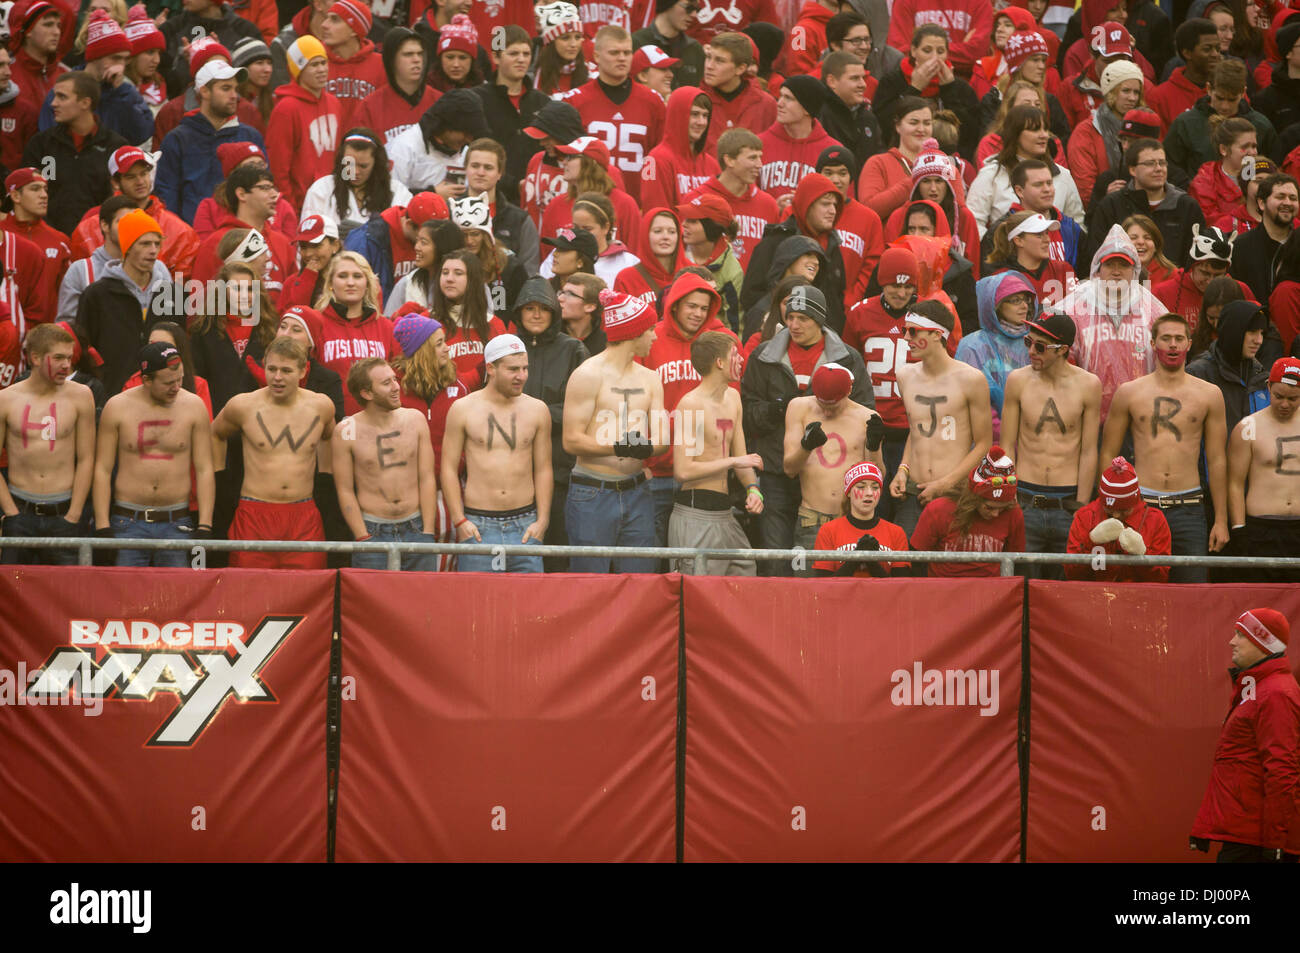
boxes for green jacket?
[1164,95,1278,173]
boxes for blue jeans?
[565,478,655,574]
[648,475,677,548]
[756,471,800,577]
[1152,499,1209,584]
[1,504,79,565]
[351,515,440,572]
[111,510,193,567]
[457,507,543,574]
[1018,488,1075,581]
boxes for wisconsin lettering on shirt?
[760,159,814,193]
[321,339,388,363]
[657,358,699,385]
[914,9,973,31]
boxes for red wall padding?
[334,571,679,862]
[0,568,333,862]
[682,577,1023,861]
[1026,582,1300,862]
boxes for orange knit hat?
[117,208,162,255]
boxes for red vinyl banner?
[334,571,679,862]
[1026,582,1300,863]
[683,577,1023,862]
[0,567,333,862]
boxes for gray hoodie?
[57,247,171,323]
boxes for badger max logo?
[24,616,302,747]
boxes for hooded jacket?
[886,0,992,75]
[1166,96,1279,175]
[155,111,267,226]
[1255,63,1300,141]
[956,271,1038,416]
[1057,225,1166,421]
[74,259,172,396]
[1064,497,1171,582]
[639,271,734,477]
[11,41,69,120]
[641,86,720,212]
[68,195,200,280]
[740,233,827,340]
[758,118,845,205]
[741,173,848,331]
[702,77,777,154]
[682,174,779,270]
[1190,655,1300,853]
[882,174,981,278]
[56,245,169,324]
[389,91,491,192]
[740,323,873,473]
[614,206,689,316]
[354,27,442,147]
[778,1,835,79]
[1253,7,1300,92]
[20,120,129,236]
[324,37,386,128]
[837,196,885,306]
[265,82,342,215]
[1187,300,1271,433]
[510,276,590,483]
[0,80,39,179]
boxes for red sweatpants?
[228,498,327,569]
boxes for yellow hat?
[286,35,326,80]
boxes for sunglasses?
[987,475,1017,488]
[1023,337,1066,354]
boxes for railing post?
[692,552,706,575]
[385,545,401,572]
[78,542,92,566]
[1000,556,1015,577]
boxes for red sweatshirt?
[563,78,665,203]
[577,0,653,36]
[1,216,68,321]
[640,86,721,212]
[317,303,399,415]
[857,149,915,220]
[911,495,1025,576]
[687,0,778,45]
[778,2,834,80]
[1154,269,1253,331]
[11,47,67,119]
[192,212,297,299]
[69,195,199,279]
[324,40,387,129]
[636,272,735,477]
[836,198,884,306]
[444,315,507,393]
[887,0,993,75]
[540,188,642,246]
[265,83,342,216]
[0,228,48,335]
[703,77,777,154]
[353,83,441,147]
[757,119,844,205]
[1147,66,1209,131]
[0,92,39,178]
[521,150,568,228]
[614,206,689,316]
[682,175,778,270]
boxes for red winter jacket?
[614,206,689,316]
[69,195,200,279]
[836,198,884,306]
[1063,498,1170,582]
[1154,269,1253,331]
[1190,162,1246,235]
[888,0,993,75]
[1057,66,1105,133]
[265,83,342,216]
[1066,114,1114,211]
[354,83,441,147]
[1191,656,1300,853]
[857,148,915,221]
[640,86,720,212]
[758,119,844,205]
[1147,66,1208,132]
[703,77,777,154]
[324,40,387,129]
[637,271,735,477]
[778,2,834,80]
[1,216,68,323]
[681,175,778,270]
[11,47,67,119]
[0,227,49,334]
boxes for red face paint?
[137,420,174,460]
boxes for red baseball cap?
[555,135,612,167]
[405,191,449,225]
[675,192,733,227]
[632,45,680,75]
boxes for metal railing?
[5,536,1300,576]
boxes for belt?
[1017,491,1080,511]
[14,497,70,517]
[1142,492,1204,509]
[571,472,648,492]
[674,489,731,511]
[111,503,190,523]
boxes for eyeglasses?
[844,36,872,48]
[557,288,581,299]
[1023,338,1066,354]
[1135,159,1168,168]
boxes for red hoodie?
[703,78,777,154]
[1190,161,1246,230]
[636,271,736,477]
[1060,0,1156,82]
[354,83,441,147]
[0,228,48,333]
[682,175,778,270]
[317,302,400,415]
[835,197,884,306]
[192,212,297,299]
[576,0,653,37]
[1255,8,1300,91]
[1153,269,1253,330]
[1147,66,1209,131]
[0,302,19,389]
[11,47,68,120]
[265,83,343,215]
[0,216,67,321]
[887,0,993,75]
[758,118,844,205]
[614,206,689,316]
[640,86,721,212]
[778,2,834,79]
[325,39,387,129]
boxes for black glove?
[801,421,827,451]
[855,534,887,577]
[613,431,654,459]
[866,415,886,452]
[192,525,213,541]
[95,525,115,539]
[1188,836,1210,853]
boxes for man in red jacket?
[701,31,775,154]
[267,36,341,215]
[2,167,68,325]
[563,25,665,204]
[192,164,296,299]
[0,47,40,180]
[682,127,777,269]
[638,270,736,543]
[1057,22,1137,133]
[778,0,838,81]
[8,0,69,118]
[1191,608,1300,863]
[319,0,385,128]
[757,75,844,207]
[67,146,201,280]
[887,0,992,77]
[1148,19,1221,131]
[1064,455,1171,582]
[815,144,882,306]
[640,85,719,211]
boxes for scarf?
[1093,104,1124,173]
[900,58,944,98]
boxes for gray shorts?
[667,502,755,576]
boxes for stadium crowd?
[1,0,1300,580]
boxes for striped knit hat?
[1235,609,1289,655]
[1099,456,1140,509]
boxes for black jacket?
[190,325,256,418]
[1229,223,1288,304]
[740,325,873,474]
[1085,183,1204,270]
[631,24,704,89]
[491,199,541,275]
[818,94,881,175]
[22,122,128,235]
[510,277,589,483]
[471,78,548,204]
[872,66,981,161]
[160,5,262,94]
[1186,302,1270,434]
[74,263,171,397]
[1253,66,1300,157]
[978,87,1070,144]
[741,229,848,334]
